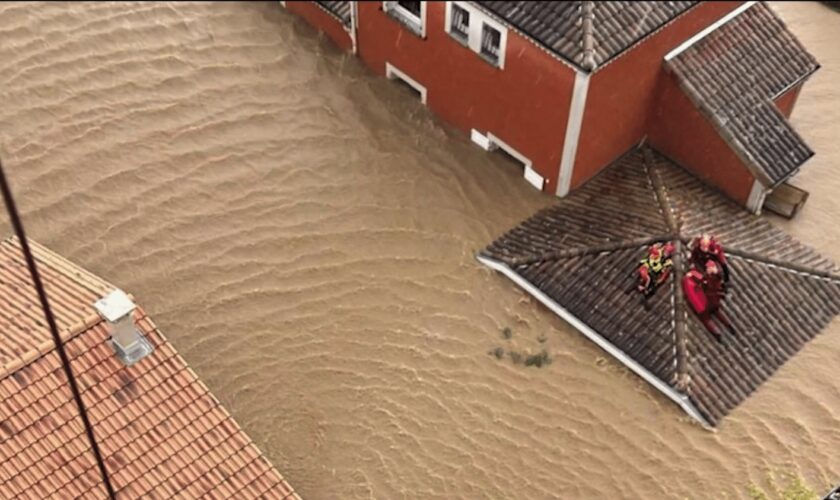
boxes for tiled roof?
[315,1,351,25]
[666,2,820,186]
[0,238,299,498]
[473,1,696,70]
[479,148,840,426]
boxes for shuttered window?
[481,24,501,63]
[450,4,469,42]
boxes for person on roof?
[683,259,735,344]
[636,242,675,303]
[690,234,729,285]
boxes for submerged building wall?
[353,2,577,192]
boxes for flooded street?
[0,2,837,498]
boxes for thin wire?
[0,160,117,499]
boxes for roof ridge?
[0,312,104,381]
[581,1,596,70]
[492,234,674,268]
[725,248,840,283]
[641,148,690,390]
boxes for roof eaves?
[476,252,712,428]
[663,1,758,64]
[467,2,586,73]
[593,2,702,74]
[771,63,820,101]
[314,1,351,27]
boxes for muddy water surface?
[0,2,837,498]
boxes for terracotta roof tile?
[480,148,840,426]
[474,1,696,70]
[666,2,819,186]
[0,238,298,498]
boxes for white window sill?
[385,8,423,37]
[447,30,469,48]
[479,51,501,68]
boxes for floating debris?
[501,327,512,340]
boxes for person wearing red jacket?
[683,259,735,343]
[690,234,730,285]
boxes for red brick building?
[284,1,819,216]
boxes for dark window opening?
[385,1,423,36]
[450,5,470,42]
[392,76,423,101]
[481,24,501,64]
[397,1,421,18]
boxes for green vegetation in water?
[524,349,551,368]
[747,470,821,500]
[501,327,512,340]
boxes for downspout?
[746,179,768,215]
[349,1,359,54]
[556,2,595,197]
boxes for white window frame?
[383,1,427,38]
[487,132,543,190]
[386,62,428,105]
[445,2,470,46]
[444,2,507,69]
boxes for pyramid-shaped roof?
[479,148,840,426]
[474,1,696,70]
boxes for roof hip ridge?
[581,1,597,70]
[721,247,840,282]
[0,312,104,380]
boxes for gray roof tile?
[480,148,840,426]
[474,1,696,69]
[666,3,819,185]
[316,1,351,25]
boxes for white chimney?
[94,289,153,366]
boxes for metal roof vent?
[94,289,153,366]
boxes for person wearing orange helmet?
[636,241,675,305]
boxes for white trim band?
[385,62,428,104]
[746,179,767,214]
[556,71,590,197]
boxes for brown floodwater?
[0,2,837,498]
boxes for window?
[398,1,420,17]
[384,1,425,37]
[449,4,469,43]
[445,2,507,68]
[480,24,502,64]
